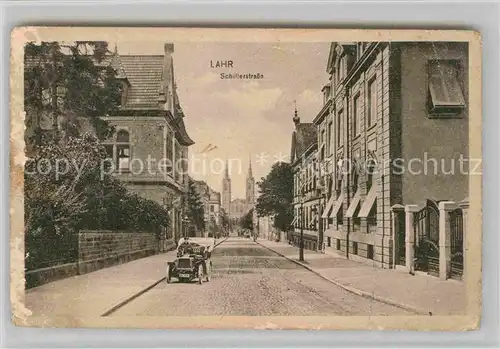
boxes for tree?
[219,209,230,235]
[186,179,205,235]
[24,41,122,148]
[240,209,254,231]
[24,133,170,271]
[255,162,294,232]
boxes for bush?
[25,133,170,270]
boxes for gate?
[449,208,464,280]
[413,199,440,276]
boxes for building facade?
[221,159,256,224]
[290,108,321,251]
[102,43,195,243]
[193,179,222,237]
[317,41,468,269]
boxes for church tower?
[246,155,255,205]
[222,160,231,215]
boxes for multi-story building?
[101,43,195,243]
[290,107,321,251]
[319,41,468,269]
[24,42,195,244]
[192,179,222,237]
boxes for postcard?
[10,27,482,330]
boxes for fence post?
[391,204,405,268]
[405,204,418,274]
[458,198,469,280]
[439,201,457,280]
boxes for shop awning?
[345,188,362,218]
[358,184,378,218]
[321,194,336,218]
[330,192,345,218]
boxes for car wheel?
[166,265,172,284]
[198,264,204,285]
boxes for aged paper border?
[10,27,482,331]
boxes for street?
[110,237,412,316]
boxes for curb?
[255,240,431,316]
[101,237,229,317]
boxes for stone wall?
[26,230,175,288]
[77,230,160,275]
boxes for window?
[174,140,182,182]
[327,237,331,247]
[428,60,466,115]
[367,201,377,233]
[104,144,114,161]
[352,241,358,255]
[165,128,173,174]
[327,122,333,155]
[210,205,214,213]
[336,205,344,227]
[367,244,374,260]
[320,129,326,160]
[366,157,376,192]
[353,206,361,231]
[116,130,130,172]
[336,238,341,250]
[337,109,344,146]
[367,77,377,127]
[353,93,361,137]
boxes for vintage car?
[166,237,214,284]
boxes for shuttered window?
[428,60,466,115]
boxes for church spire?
[293,100,300,125]
[224,159,229,179]
[247,154,253,178]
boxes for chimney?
[159,43,175,110]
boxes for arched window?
[116,130,130,172]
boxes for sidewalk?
[21,238,227,325]
[257,239,466,315]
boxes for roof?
[173,91,195,146]
[290,123,317,164]
[24,49,195,146]
[119,55,164,110]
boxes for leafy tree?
[24,41,122,148]
[219,209,230,235]
[240,208,254,231]
[25,133,170,270]
[255,162,294,232]
[186,179,205,234]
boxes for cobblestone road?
[111,238,412,316]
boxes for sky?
[117,41,330,199]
